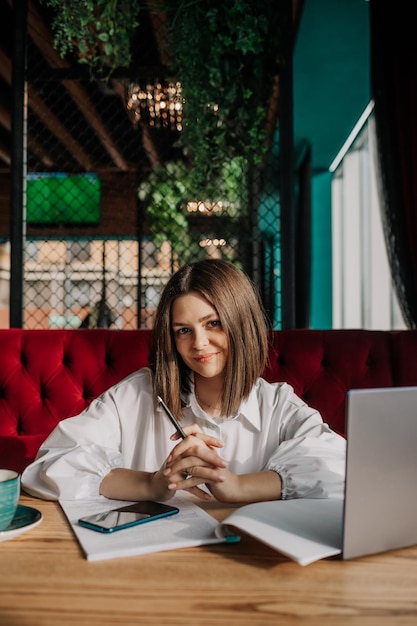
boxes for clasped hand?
[158,424,229,501]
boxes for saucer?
[0,505,43,542]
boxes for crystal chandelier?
[126,80,183,131]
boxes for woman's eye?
[208,319,221,328]
[176,327,189,335]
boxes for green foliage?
[138,161,191,250]
[138,158,247,259]
[140,1,281,250]
[44,0,281,254]
[42,0,140,78]
[161,0,282,185]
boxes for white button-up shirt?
[22,368,346,501]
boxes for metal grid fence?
[1,2,282,330]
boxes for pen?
[157,395,187,439]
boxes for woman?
[22,259,345,503]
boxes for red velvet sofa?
[1,328,417,475]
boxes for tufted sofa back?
[1,328,417,474]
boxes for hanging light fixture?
[125,80,183,131]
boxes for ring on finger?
[182,467,193,479]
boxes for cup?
[0,469,20,531]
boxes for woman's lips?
[194,353,217,363]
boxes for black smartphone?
[78,501,179,533]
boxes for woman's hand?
[161,424,227,500]
[206,468,283,504]
[101,425,227,503]
[162,421,282,501]
[151,424,282,504]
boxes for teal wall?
[259,134,334,329]
[293,0,370,172]
[293,0,370,329]
[310,171,332,328]
[258,0,370,329]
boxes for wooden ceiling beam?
[28,86,94,170]
[0,138,10,166]
[0,49,55,168]
[111,79,161,168]
[0,48,11,83]
[0,102,10,130]
[27,135,55,169]
[27,0,131,172]
[145,0,170,68]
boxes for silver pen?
[157,395,187,439]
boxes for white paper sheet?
[60,494,237,562]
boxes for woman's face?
[171,292,229,383]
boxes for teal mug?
[0,470,20,531]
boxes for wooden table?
[1,494,417,626]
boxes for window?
[331,107,405,330]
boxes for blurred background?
[0,1,409,331]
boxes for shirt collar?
[185,377,262,432]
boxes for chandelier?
[125,80,183,132]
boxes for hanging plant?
[160,0,282,186]
[42,0,140,78]
[44,0,281,175]
[43,0,282,257]
[138,161,191,251]
[138,157,247,262]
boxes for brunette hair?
[149,259,269,418]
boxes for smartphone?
[78,501,179,533]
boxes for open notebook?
[60,386,417,565]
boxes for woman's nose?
[193,329,209,349]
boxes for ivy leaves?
[42,0,139,78]
[165,0,281,183]
[138,162,191,249]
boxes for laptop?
[341,386,417,560]
[273,386,417,565]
